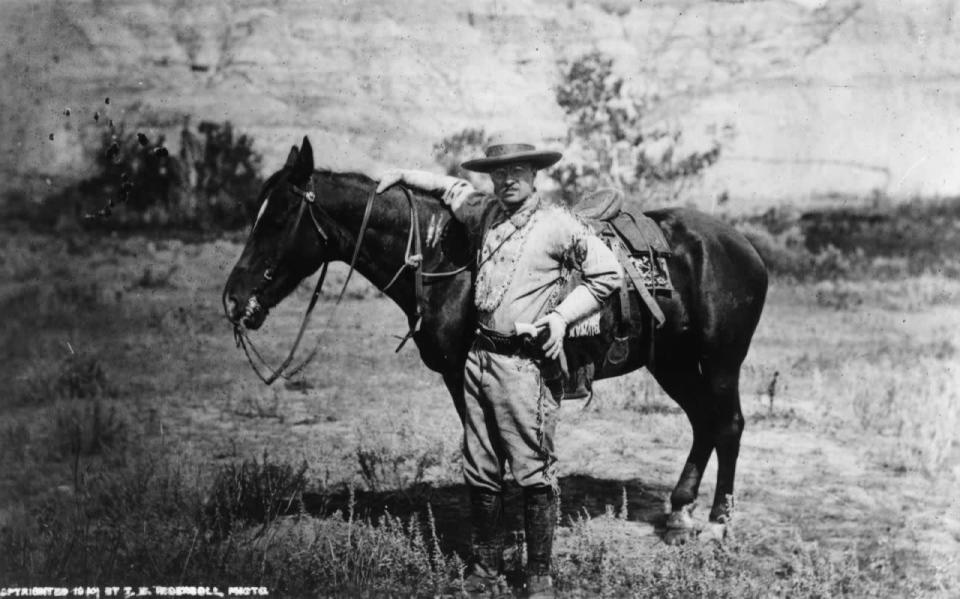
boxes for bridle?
[232,176,469,385]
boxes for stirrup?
[605,335,630,365]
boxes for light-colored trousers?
[462,344,562,492]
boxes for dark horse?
[223,137,768,537]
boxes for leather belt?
[473,326,567,385]
[474,326,526,356]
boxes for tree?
[551,51,723,206]
[431,127,492,190]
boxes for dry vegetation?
[1,225,958,597]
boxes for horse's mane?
[311,167,469,265]
[314,168,373,189]
[313,168,451,213]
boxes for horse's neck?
[316,173,474,371]
[317,173,420,315]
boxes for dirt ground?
[1,231,958,594]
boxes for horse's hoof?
[663,505,698,545]
[664,527,696,545]
[700,521,727,543]
[665,505,696,529]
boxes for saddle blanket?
[624,252,672,293]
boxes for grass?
[838,356,958,475]
[1,225,959,596]
[810,275,960,311]
[0,451,463,596]
[1,448,940,597]
[355,421,459,493]
[554,511,921,598]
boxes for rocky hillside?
[2,0,959,211]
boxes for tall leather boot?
[455,486,508,597]
[523,486,556,599]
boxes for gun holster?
[520,329,569,384]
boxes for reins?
[234,260,328,384]
[235,180,467,384]
[387,187,425,352]
[383,189,470,289]
[234,180,374,385]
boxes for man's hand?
[532,311,567,360]
[376,169,454,194]
[375,168,406,194]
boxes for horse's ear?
[299,136,314,171]
[290,136,314,182]
[284,145,299,169]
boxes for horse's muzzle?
[225,293,267,330]
[239,296,267,329]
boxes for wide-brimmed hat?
[461,139,562,173]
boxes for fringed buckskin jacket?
[441,180,622,335]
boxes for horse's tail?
[736,221,804,282]
[739,228,771,270]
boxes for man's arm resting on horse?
[377,169,460,196]
[377,169,480,221]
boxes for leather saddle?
[559,189,675,400]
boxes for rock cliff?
[2,0,958,210]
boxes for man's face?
[490,163,535,206]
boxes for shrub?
[11,349,111,407]
[796,197,960,277]
[56,353,110,399]
[733,198,960,281]
[187,120,264,226]
[281,499,462,596]
[354,423,453,493]
[52,399,129,459]
[204,453,309,536]
[800,199,960,261]
[41,119,264,232]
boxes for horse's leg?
[651,359,714,542]
[442,369,466,425]
[654,354,746,542]
[701,360,744,524]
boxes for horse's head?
[223,136,330,330]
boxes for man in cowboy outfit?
[378,139,622,598]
